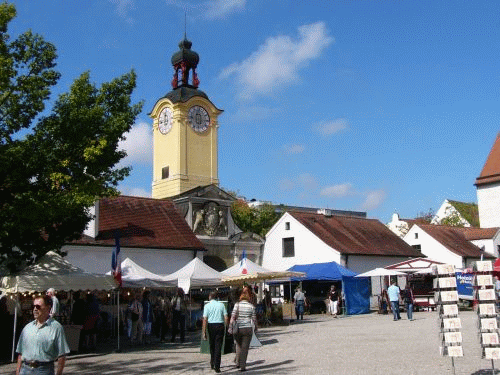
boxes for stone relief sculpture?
[192,202,228,237]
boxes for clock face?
[187,105,210,133]
[158,107,173,134]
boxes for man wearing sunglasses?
[16,295,70,375]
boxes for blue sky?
[8,0,500,223]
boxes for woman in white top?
[230,288,258,372]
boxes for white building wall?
[346,256,415,274]
[62,244,198,275]
[471,239,496,257]
[404,225,464,268]
[431,200,470,227]
[386,213,410,238]
[262,213,340,271]
[477,183,500,228]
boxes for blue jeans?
[20,362,55,375]
[390,301,400,320]
[406,302,414,320]
[295,301,304,319]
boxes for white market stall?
[1,251,117,361]
[162,257,223,292]
[106,258,175,288]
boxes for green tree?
[231,200,282,237]
[0,3,143,271]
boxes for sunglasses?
[33,304,43,310]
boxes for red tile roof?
[73,196,205,250]
[418,224,494,258]
[289,212,423,257]
[476,133,500,187]
[442,226,499,241]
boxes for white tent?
[221,257,306,285]
[221,257,273,276]
[106,258,175,288]
[161,258,223,292]
[1,251,116,293]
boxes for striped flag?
[239,250,248,274]
[111,234,122,287]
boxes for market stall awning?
[221,270,306,285]
[1,251,116,293]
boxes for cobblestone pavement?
[1,310,499,375]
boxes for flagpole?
[117,288,121,352]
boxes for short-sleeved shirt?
[16,318,70,362]
[387,285,400,302]
[203,300,227,324]
[294,291,305,302]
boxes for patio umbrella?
[355,268,407,297]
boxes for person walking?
[46,288,59,319]
[171,288,187,343]
[293,287,306,320]
[402,285,415,321]
[387,281,401,321]
[328,285,340,317]
[229,288,258,372]
[202,291,228,373]
[16,294,70,375]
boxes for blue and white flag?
[111,234,122,287]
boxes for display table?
[63,325,82,352]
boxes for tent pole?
[11,294,18,362]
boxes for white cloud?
[205,0,245,20]
[320,183,355,198]
[315,118,348,136]
[119,121,152,165]
[283,144,305,155]
[297,173,318,191]
[120,186,151,198]
[279,179,295,191]
[360,189,387,211]
[110,0,135,24]
[219,22,333,99]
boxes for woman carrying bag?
[228,288,258,372]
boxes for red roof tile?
[290,212,423,257]
[73,196,205,250]
[441,226,499,241]
[476,133,500,187]
[418,224,494,258]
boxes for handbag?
[228,302,240,335]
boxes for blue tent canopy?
[287,261,370,315]
[288,261,357,281]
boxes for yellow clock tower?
[151,37,223,199]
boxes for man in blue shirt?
[202,291,228,373]
[16,295,70,375]
[387,281,401,321]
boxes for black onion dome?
[164,86,208,104]
[171,38,200,67]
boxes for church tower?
[150,37,223,199]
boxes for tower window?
[162,166,169,179]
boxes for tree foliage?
[231,200,282,238]
[0,3,143,271]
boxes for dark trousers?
[208,323,225,370]
[171,310,185,342]
[159,311,169,341]
[234,327,253,370]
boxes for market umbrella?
[355,268,406,296]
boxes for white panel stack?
[473,261,500,360]
[434,264,464,357]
